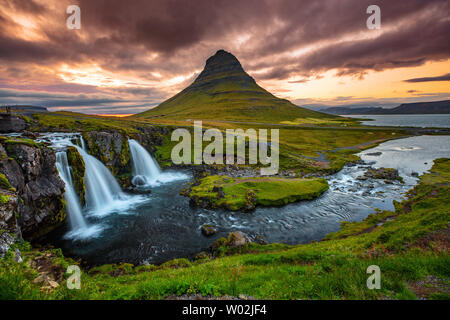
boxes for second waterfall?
[128,139,187,186]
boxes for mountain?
[134,50,337,123]
[320,100,450,115]
[321,107,387,115]
[388,100,450,114]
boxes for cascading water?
[129,139,161,185]
[80,136,87,151]
[55,151,87,230]
[75,146,129,214]
[128,139,188,186]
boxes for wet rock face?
[82,127,169,187]
[66,146,86,206]
[0,140,65,239]
[82,131,131,177]
[0,232,15,258]
[0,191,19,234]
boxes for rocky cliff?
[0,137,65,239]
[82,126,170,187]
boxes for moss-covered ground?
[1,158,448,300]
[188,175,329,210]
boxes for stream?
[40,134,450,266]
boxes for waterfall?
[128,139,188,186]
[55,151,87,231]
[129,139,162,185]
[80,135,87,151]
[75,146,127,212]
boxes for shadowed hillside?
[134,50,338,123]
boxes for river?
[344,114,450,128]
[40,134,450,266]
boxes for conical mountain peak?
[193,49,252,85]
[136,49,336,123]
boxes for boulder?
[227,231,250,247]
[363,167,403,183]
[201,224,217,237]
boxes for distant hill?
[321,107,387,115]
[134,50,337,123]
[321,100,450,115]
[1,105,47,113]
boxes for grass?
[188,175,329,210]
[31,112,147,135]
[0,136,40,148]
[28,110,409,176]
[0,159,449,299]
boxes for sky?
[0,0,449,115]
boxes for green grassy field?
[1,158,448,300]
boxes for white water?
[128,139,188,186]
[55,151,102,240]
[75,146,138,216]
[56,152,87,230]
[80,136,87,151]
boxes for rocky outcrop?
[360,167,404,183]
[0,114,27,133]
[66,146,86,205]
[82,131,131,178]
[0,137,65,239]
[82,126,170,187]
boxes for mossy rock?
[66,146,86,206]
[0,172,15,192]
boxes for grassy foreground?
[1,159,449,300]
[187,176,329,210]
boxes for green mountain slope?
[134,50,338,123]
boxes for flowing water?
[344,114,450,128]
[41,134,450,266]
[55,152,87,230]
[128,138,188,186]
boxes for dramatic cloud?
[404,73,450,83]
[0,0,449,114]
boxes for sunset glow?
[0,0,448,114]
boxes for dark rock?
[0,114,26,133]
[0,191,19,234]
[411,172,419,177]
[201,224,217,237]
[131,175,147,186]
[0,140,65,239]
[363,167,403,183]
[366,152,382,156]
